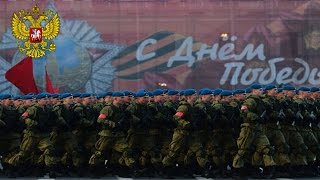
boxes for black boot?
[233,167,248,180]
[162,166,175,179]
[263,165,275,179]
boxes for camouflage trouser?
[73,129,97,166]
[263,123,291,166]
[127,129,161,167]
[207,129,237,167]
[8,130,58,167]
[0,133,21,164]
[160,129,174,157]
[162,129,208,168]
[52,132,81,167]
[312,126,320,145]
[281,124,308,165]
[233,123,276,168]
[89,134,135,167]
[297,126,320,164]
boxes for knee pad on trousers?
[298,144,308,154]
[277,143,290,154]
[261,145,275,156]
[88,151,102,165]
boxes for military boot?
[263,165,275,179]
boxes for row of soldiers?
[0,83,320,178]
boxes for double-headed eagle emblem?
[11,5,60,58]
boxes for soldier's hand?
[0,120,6,127]
[25,118,38,127]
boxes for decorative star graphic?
[0,1,126,94]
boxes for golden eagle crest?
[11,5,60,58]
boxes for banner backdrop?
[0,0,320,94]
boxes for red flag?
[5,57,39,94]
[45,68,55,93]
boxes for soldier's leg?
[162,131,186,167]
[88,136,112,166]
[210,131,223,168]
[8,130,38,167]
[232,126,255,169]
[38,136,60,178]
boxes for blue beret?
[213,88,223,96]
[135,91,148,97]
[163,89,168,94]
[60,93,72,99]
[123,90,134,96]
[179,90,184,96]
[80,93,91,98]
[233,89,246,95]
[13,96,22,100]
[153,89,164,96]
[147,92,153,97]
[220,90,233,96]
[72,93,81,97]
[277,88,283,93]
[26,93,35,96]
[184,89,196,96]
[51,93,60,98]
[264,84,277,91]
[112,92,125,97]
[245,87,252,93]
[35,93,49,99]
[22,94,34,100]
[283,85,295,91]
[310,87,320,92]
[137,89,147,93]
[199,89,213,95]
[297,86,310,92]
[97,92,108,99]
[0,94,12,100]
[250,83,262,89]
[167,90,179,96]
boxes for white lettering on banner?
[136,35,320,86]
[136,38,157,61]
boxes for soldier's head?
[147,92,154,102]
[103,92,113,103]
[179,90,186,101]
[72,93,82,104]
[112,92,124,105]
[168,90,179,102]
[123,91,134,103]
[233,89,246,101]
[213,88,223,101]
[221,90,233,102]
[91,94,98,104]
[282,85,296,97]
[50,94,60,105]
[184,89,197,104]
[0,94,13,106]
[36,93,49,106]
[310,87,320,99]
[264,84,277,96]
[153,89,164,103]
[13,96,22,107]
[275,88,284,98]
[297,86,310,98]
[199,88,212,102]
[22,95,34,106]
[250,83,263,96]
[80,93,92,105]
[135,90,148,104]
[60,93,73,105]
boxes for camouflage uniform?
[278,96,308,166]
[52,103,81,168]
[294,98,320,164]
[162,100,208,169]
[208,100,237,172]
[8,103,58,171]
[72,103,98,166]
[232,95,276,169]
[0,105,22,168]
[261,94,291,166]
[88,103,135,168]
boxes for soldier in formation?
[0,83,320,179]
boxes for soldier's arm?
[174,104,190,129]
[0,106,6,127]
[52,105,67,126]
[97,106,113,124]
[22,106,38,127]
[126,104,140,124]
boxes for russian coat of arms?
[11,5,60,58]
